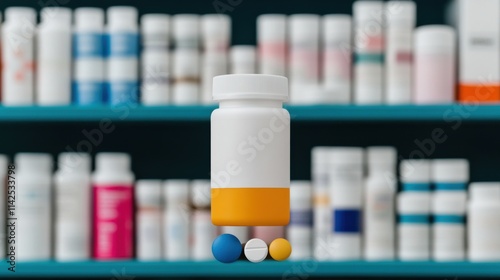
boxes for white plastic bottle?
[353,1,385,104]
[191,180,216,260]
[16,153,53,261]
[141,14,170,105]
[2,7,36,105]
[432,159,469,191]
[73,8,105,106]
[468,182,500,261]
[201,52,227,104]
[106,6,140,106]
[400,159,432,192]
[37,7,72,105]
[257,14,287,76]
[172,49,200,104]
[202,14,231,52]
[92,153,134,260]
[221,226,250,244]
[136,180,162,261]
[0,155,8,258]
[288,181,313,260]
[172,14,200,49]
[163,180,190,260]
[322,15,352,104]
[230,46,256,74]
[54,153,91,261]
[385,1,416,104]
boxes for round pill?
[212,234,242,263]
[269,238,292,261]
[244,238,268,263]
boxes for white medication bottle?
[92,153,134,260]
[221,226,250,244]
[191,180,216,261]
[211,74,290,227]
[353,1,384,104]
[364,147,397,261]
[322,15,352,104]
[140,14,170,105]
[201,52,228,104]
[385,1,416,104]
[0,155,8,259]
[257,14,287,76]
[54,153,91,261]
[37,8,72,105]
[230,45,256,74]
[311,147,333,260]
[432,191,467,261]
[468,182,500,261]
[16,153,53,261]
[2,7,36,106]
[432,159,469,191]
[202,14,231,52]
[400,159,431,192]
[288,14,321,104]
[106,6,140,106]
[288,181,313,260]
[173,14,200,49]
[172,49,200,104]
[163,180,190,260]
[329,147,364,260]
[397,192,431,261]
[136,180,162,261]
[414,25,456,104]
[73,8,105,106]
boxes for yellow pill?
[269,238,292,261]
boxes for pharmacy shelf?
[0,104,498,122]
[1,261,500,278]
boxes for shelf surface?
[1,261,500,278]
[0,104,497,122]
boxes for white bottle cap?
[230,45,256,68]
[164,179,190,206]
[397,192,431,214]
[400,160,431,183]
[367,146,397,175]
[40,7,72,25]
[290,181,312,210]
[141,14,170,47]
[0,155,9,175]
[289,14,320,43]
[469,182,500,201]
[329,147,364,165]
[5,7,36,24]
[312,147,332,166]
[15,153,53,174]
[136,180,162,207]
[202,14,231,50]
[191,179,211,208]
[213,74,288,101]
[353,1,384,22]
[172,14,200,47]
[386,1,416,27]
[107,6,138,29]
[432,191,467,215]
[415,25,455,53]
[323,14,352,42]
[173,49,200,77]
[95,153,131,173]
[58,153,91,173]
[432,159,469,183]
[75,8,104,31]
[257,14,287,42]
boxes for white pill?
[244,238,268,263]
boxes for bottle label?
[399,214,429,224]
[434,214,464,224]
[72,81,104,105]
[290,209,313,227]
[104,81,139,105]
[402,183,431,192]
[105,33,139,58]
[434,183,467,191]
[74,33,104,58]
[355,53,384,64]
[333,209,361,233]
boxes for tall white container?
[202,14,231,52]
[136,180,162,261]
[288,181,313,260]
[201,52,227,104]
[0,155,8,258]
[163,180,190,260]
[191,180,216,261]
[257,14,287,76]
[172,49,200,104]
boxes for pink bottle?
[92,153,135,259]
[414,25,456,104]
[252,226,285,245]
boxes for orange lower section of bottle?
[211,187,290,226]
[459,84,500,103]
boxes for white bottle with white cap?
[432,191,467,261]
[191,180,216,260]
[136,180,162,261]
[288,181,313,260]
[288,14,321,104]
[400,160,432,192]
[172,49,200,104]
[16,153,53,261]
[73,8,105,105]
[2,7,36,105]
[397,192,431,261]
[0,155,8,258]
[141,14,170,105]
[202,14,231,52]
[322,15,352,104]
[329,147,364,260]
[106,6,140,105]
[37,7,72,105]
[353,1,385,104]
[257,14,287,76]
[173,14,200,49]
[432,159,469,191]
[202,52,227,104]
[364,147,397,261]
[385,1,416,104]
[414,25,456,104]
[163,180,190,260]
[468,182,500,261]
[54,153,91,261]
[230,45,256,74]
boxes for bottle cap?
[0,155,9,175]
[95,153,131,173]
[323,14,352,42]
[107,6,138,29]
[75,8,104,31]
[164,179,190,206]
[58,153,91,173]
[172,14,200,47]
[353,1,384,22]
[257,14,286,42]
[469,182,500,201]
[136,180,162,207]
[40,7,71,25]
[397,192,431,214]
[432,191,467,214]
[202,14,231,51]
[400,160,431,183]
[415,25,455,52]
[173,49,200,77]
[290,181,312,209]
[432,159,469,183]
[6,7,36,24]
[213,74,288,101]
[386,1,416,27]
[329,147,364,165]
[191,179,211,208]
[288,14,320,43]
[367,146,397,175]
[15,153,53,174]
[141,14,170,47]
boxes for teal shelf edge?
[1,261,500,277]
[0,104,497,122]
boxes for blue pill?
[212,234,242,263]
